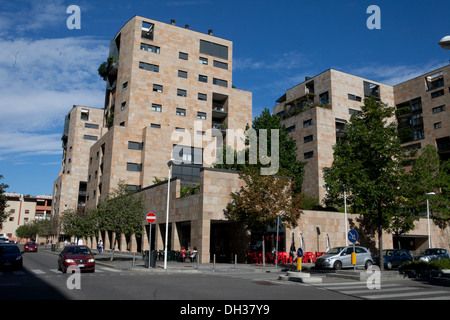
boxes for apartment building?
[394,65,450,162]
[273,69,395,201]
[273,65,449,202]
[1,193,52,241]
[85,16,252,209]
[52,105,104,215]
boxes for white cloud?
[350,61,448,86]
[0,36,108,158]
[234,51,308,71]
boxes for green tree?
[224,166,303,233]
[323,97,408,270]
[214,108,306,193]
[403,145,450,224]
[97,181,145,261]
[15,222,39,240]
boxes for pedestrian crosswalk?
[0,267,120,277]
[314,281,450,300]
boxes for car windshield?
[326,247,345,254]
[383,250,393,256]
[0,245,20,254]
[65,246,91,255]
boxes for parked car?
[58,245,95,273]
[415,248,450,262]
[374,249,413,269]
[0,243,23,270]
[315,246,373,270]
[24,242,38,252]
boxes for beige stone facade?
[394,65,450,162]
[1,193,52,242]
[273,66,449,201]
[85,16,252,210]
[274,69,394,200]
[52,105,104,215]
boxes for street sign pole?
[347,229,358,271]
[146,212,157,269]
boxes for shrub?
[399,259,450,271]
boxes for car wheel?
[365,260,373,269]
[333,261,342,270]
[386,261,392,270]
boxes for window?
[426,72,444,91]
[126,185,141,192]
[199,40,228,60]
[198,93,207,101]
[83,135,98,141]
[128,141,143,150]
[140,43,160,54]
[176,108,186,116]
[213,60,228,70]
[197,112,206,120]
[286,125,296,133]
[153,84,163,93]
[431,89,444,99]
[179,52,188,60]
[151,104,162,112]
[122,82,128,91]
[348,94,362,102]
[121,101,126,111]
[199,57,208,65]
[304,151,314,159]
[81,109,89,120]
[319,91,329,104]
[177,89,187,97]
[85,123,99,129]
[141,22,154,40]
[175,127,185,132]
[434,122,442,129]
[198,75,208,83]
[126,163,142,172]
[349,108,361,115]
[304,135,313,143]
[364,81,380,99]
[303,119,313,127]
[178,70,188,79]
[213,78,228,87]
[139,61,159,72]
[432,105,445,114]
[151,123,161,128]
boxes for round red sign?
[146,212,156,224]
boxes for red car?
[58,245,95,273]
[24,242,38,252]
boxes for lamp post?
[438,35,450,50]
[426,192,435,248]
[163,158,175,269]
[344,186,348,246]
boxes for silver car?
[315,246,374,270]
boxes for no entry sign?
[146,212,157,224]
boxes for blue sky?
[0,0,449,197]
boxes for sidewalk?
[93,250,311,274]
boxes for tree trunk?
[378,206,384,271]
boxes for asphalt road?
[2,248,449,309]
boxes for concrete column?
[141,225,149,252]
[129,233,137,252]
[119,233,127,251]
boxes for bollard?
[234,254,237,269]
[213,254,216,271]
[297,257,302,271]
[351,252,356,270]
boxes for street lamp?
[438,35,450,50]
[163,158,175,269]
[426,192,435,248]
[344,186,348,246]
